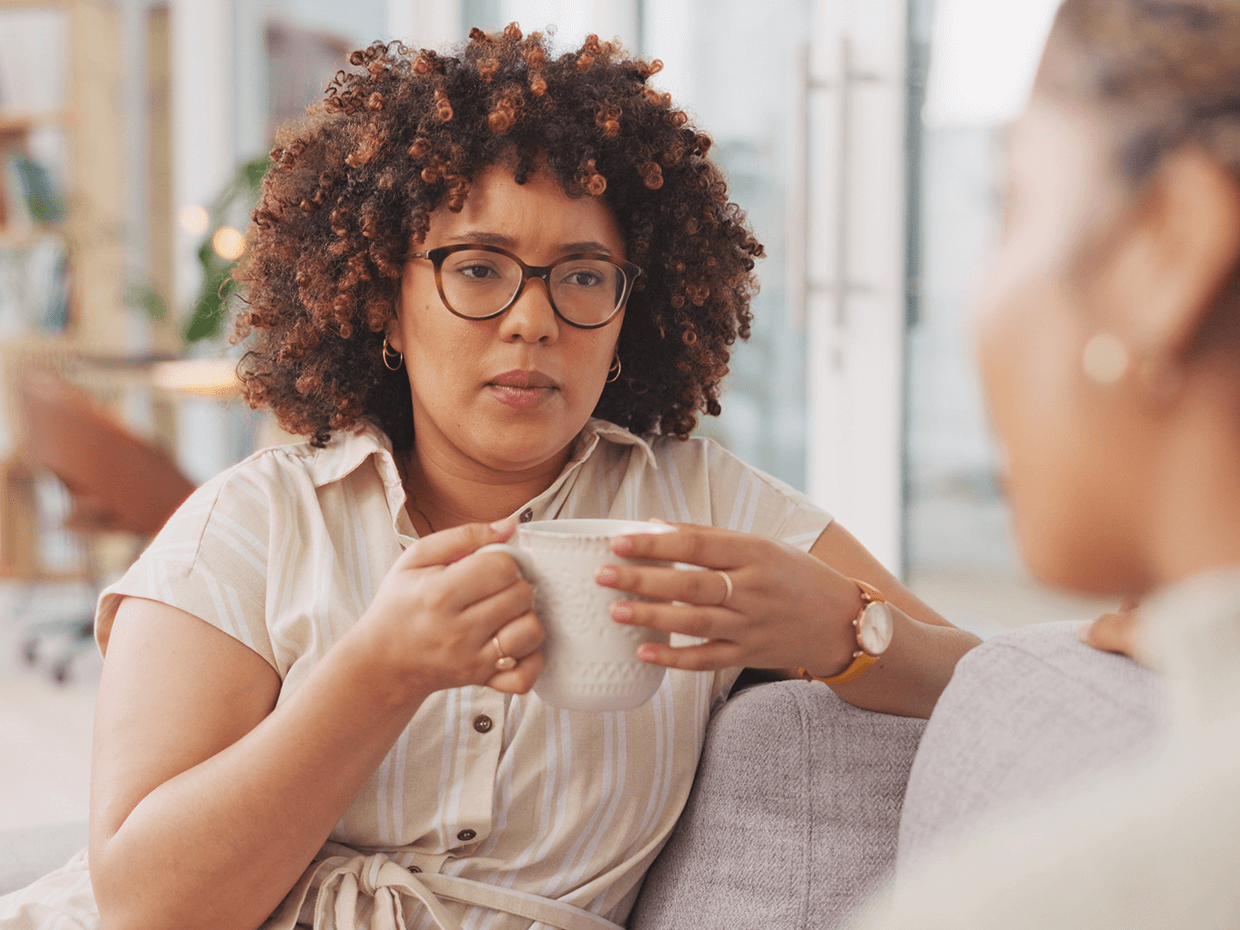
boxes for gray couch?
[1,621,1163,927]
[630,619,1163,929]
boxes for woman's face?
[974,97,1152,594]
[389,164,626,478]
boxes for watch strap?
[798,576,888,687]
[798,653,877,687]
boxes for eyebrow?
[445,231,615,255]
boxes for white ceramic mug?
[479,518,676,711]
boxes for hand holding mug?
[359,519,545,696]
[596,523,862,676]
[479,519,677,711]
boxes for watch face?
[858,602,894,656]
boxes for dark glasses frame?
[409,243,642,330]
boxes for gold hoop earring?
[382,335,403,371]
[606,355,622,384]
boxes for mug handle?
[476,542,538,582]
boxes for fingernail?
[610,536,634,556]
[611,601,633,623]
[637,644,660,662]
[595,565,619,585]
[490,518,516,536]
[648,517,671,525]
[1077,619,1093,643]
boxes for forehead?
[426,164,625,252]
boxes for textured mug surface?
[480,519,675,711]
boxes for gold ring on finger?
[493,636,518,672]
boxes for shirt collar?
[304,417,659,493]
[566,417,659,471]
[303,420,396,489]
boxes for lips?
[488,370,558,390]
[486,370,559,409]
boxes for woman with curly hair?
[0,25,976,930]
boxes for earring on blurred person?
[382,335,404,371]
[1082,332,1130,385]
[606,354,622,383]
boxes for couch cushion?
[898,620,1164,871]
[628,679,926,930]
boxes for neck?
[1146,371,1240,589]
[399,440,572,534]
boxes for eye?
[456,262,501,281]
[562,269,605,287]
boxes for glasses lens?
[550,259,628,325]
[438,250,523,318]
[436,249,629,325]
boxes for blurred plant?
[182,153,271,344]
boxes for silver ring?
[715,570,734,606]
[493,636,517,672]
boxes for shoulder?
[140,425,389,569]
[585,420,830,540]
[648,433,815,505]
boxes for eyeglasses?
[410,244,641,329]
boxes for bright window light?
[923,0,1061,127]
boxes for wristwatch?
[799,578,894,686]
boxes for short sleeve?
[95,455,278,670]
[643,435,832,551]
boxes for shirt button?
[473,714,493,733]
[409,865,422,873]
[457,828,477,842]
[519,509,534,523]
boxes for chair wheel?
[52,659,71,684]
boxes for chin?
[472,425,576,471]
[1014,516,1149,599]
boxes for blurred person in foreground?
[0,25,977,930]
[854,0,1240,927]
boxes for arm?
[598,521,980,719]
[89,520,543,930]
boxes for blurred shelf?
[0,108,69,132]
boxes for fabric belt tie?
[264,845,623,930]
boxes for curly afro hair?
[233,24,765,449]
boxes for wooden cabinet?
[0,0,129,354]
[0,0,181,578]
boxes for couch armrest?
[898,620,1164,871]
[629,679,926,930]
[0,821,89,896]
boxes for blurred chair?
[11,367,195,681]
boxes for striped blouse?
[3,418,831,930]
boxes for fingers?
[458,573,537,634]
[611,599,737,640]
[596,562,734,607]
[487,648,544,694]
[608,522,761,570]
[632,638,741,672]
[610,599,749,672]
[403,518,516,569]
[480,612,545,694]
[1079,608,1150,666]
[486,609,546,660]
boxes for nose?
[498,275,560,344]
